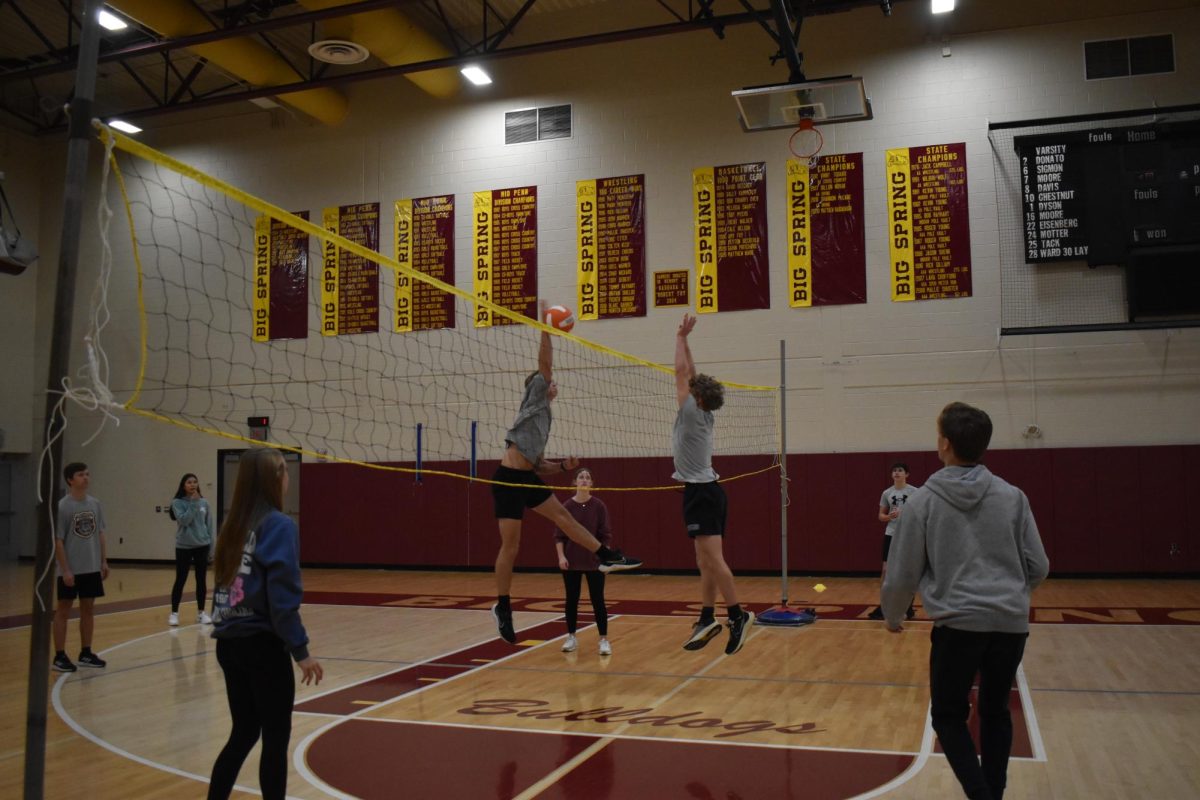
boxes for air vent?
[307,40,370,65]
[1085,35,1174,80]
[505,104,572,145]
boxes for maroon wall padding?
[299,445,1200,574]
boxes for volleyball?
[544,304,575,332]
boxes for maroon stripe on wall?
[298,446,1200,574]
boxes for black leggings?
[209,634,295,800]
[562,570,607,636]
[171,545,209,612]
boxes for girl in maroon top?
[554,468,612,655]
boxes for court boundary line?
[1016,663,1048,761]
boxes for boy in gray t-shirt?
[53,462,110,672]
[674,314,755,656]
[868,462,918,620]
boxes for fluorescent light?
[931,0,955,13]
[108,119,142,134]
[98,9,128,30]
[460,65,493,86]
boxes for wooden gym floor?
[1,563,1198,798]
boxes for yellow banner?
[693,167,717,313]
[576,179,598,321]
[472,191,493,327]
[786,160,812,308]
[885,148,915,302]
[320,207,339,335]
[394,199,413,333]
[252,215,270,341]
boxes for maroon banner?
[588,174,645,319]
[812,154,866,306]
[491,186,538,325]
[911,142,972,299]
[714,162,770,312]
[322,202,380,335]
[411,195,455,331]
[269,211,308,339]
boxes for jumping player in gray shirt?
[490,302,642,644]
[883,402,1049,800]
[674,313,754,655]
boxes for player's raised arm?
[675,313,698,407]
[538,300,552,383]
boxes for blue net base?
[755,606,818,627]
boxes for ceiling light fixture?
[108,119,142,134]
[460,66,493,86]
[98,9,128,31]
[931,0,955,13]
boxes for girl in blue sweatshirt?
[167,473,214,626]
[208,448,322,800]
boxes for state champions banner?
[473,186,538,328]
[576,174,646,321]
[252,211,309,341]
[692,162,770,313]
[885,143,972,301]
[320,202,380,335]
[786,155,866,308]
[394,195,455,333]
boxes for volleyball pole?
[757,339,815,626]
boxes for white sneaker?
[561,634,578,653]
[198,611,212,625]
[599,638,612,656]
[168,612,179,627]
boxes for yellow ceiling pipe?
[296,0,459,98]
[107,0,349,125]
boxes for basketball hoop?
[788,118,824,168]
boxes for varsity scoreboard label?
[576,174,646,321]
[320,203,381,336]
[252,211,308,341]
[473,186,537,328]
[886,143,972,301]
[786,154,866,308]
[692,162,770,313]
[394,196,455,333]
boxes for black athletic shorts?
[682,481,727,537]
[881,533,894,562]
[57,571,105,601]
[492,465,554,520]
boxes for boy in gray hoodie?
[882,401,1049,800]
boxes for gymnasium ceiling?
[0,0,1195,136]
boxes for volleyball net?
[88,125,780,489]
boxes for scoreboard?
[1015,121,1200,265]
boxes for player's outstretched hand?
[678,313,697,338]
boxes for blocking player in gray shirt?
[488,301,642,645]
[52,462,110,672]
[674,313,755,656]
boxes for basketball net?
[788,119,824,170]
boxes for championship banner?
[693,162,770,314]
[320,202,380,335]
[252,211,309,341]
[787,155,867,308]
[576,174,646,320]
[395,195,455,333]
[885,143,972,301]
[474,186,537,328]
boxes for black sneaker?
[724,610,756,655]
[682,619,722,651]
[77,651,107,669]
[52,654,77,673]
[906,606,916,620]
[598,550,642,573]
[867,607,885,620]
[491,604,516,644]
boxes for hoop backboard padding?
[734,77,873,130]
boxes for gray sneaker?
[682,619,722,651]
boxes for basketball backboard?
[733,76,872,130]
